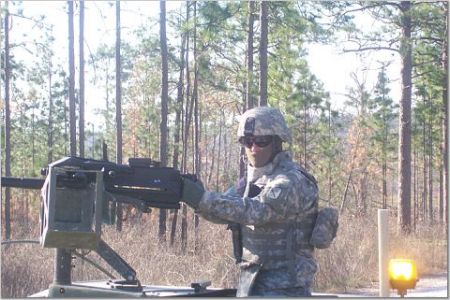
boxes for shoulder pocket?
[310,207,339,249]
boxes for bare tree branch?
[343,46,400,53]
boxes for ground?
[326,272,448,298]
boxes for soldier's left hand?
[181,177,205,209]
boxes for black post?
[54,249,72,285]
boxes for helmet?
[237,107,292,143]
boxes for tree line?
[1,1,448,247]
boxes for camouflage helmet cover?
[237,107,292,143]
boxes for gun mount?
[2,156,236,297]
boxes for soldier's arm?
[194,185,241,224]
[197,172,317,226]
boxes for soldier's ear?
[273,136,283,153]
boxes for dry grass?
[314,212,448,292]
[1,211,447,298]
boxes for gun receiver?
[50,156,189,211]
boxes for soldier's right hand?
[181,177,205,209]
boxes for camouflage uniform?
[197,151,318,296]
[195,107,320,297]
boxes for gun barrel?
[1,177,45,190]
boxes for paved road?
[315,273,448,298]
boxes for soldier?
[181,107,336,297]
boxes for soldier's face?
[240,136,274,167]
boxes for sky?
[5,1,402,126]
[306,43,401,112]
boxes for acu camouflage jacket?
[196,151,319,293]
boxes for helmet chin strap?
[271,136,283,159]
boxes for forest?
[1,1,448,297]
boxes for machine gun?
[1,157,235,297]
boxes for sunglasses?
[239,136,273,148]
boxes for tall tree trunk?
[203,122,209,181]
[246,1,255,109]
[79,0,85,158]
[439,161,443,224]
[173,16,186,172]
[159,0,169,242]
[183,2,191,174]
[340,170,353,214]
[326,101,331,205]
[382,162,388,209]
[223,127,228,175]
[397,1,412,234]
[4,1,11,240]
[443,1,449,228]
[382,118,388,209]
[193,1,200,180]
[216,120,223,191]
[169,209,178,247]
[240,59,247,179]
[303,100,308,170]
[422,119,428,221]
[186,91,195,172]
[68,0,76,156]
[259,1,268,106]
[47,60,53,163]
[207,123,217,187]
[413,144,417,230]
[191,1,201,254]
[32,104,36,168]
[105,70,111,144]
[64,94,68,155]
[439,6,447,225]
[428,112,433,224]
[181,203,188,253]
[170,11,187,247]
[181,1,192,253]
[115,0,123,232]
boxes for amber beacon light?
[388,259,418,297]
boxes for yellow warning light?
[388,259,418,297]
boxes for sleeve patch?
[267,187,283,200]
[260,176,292,215]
